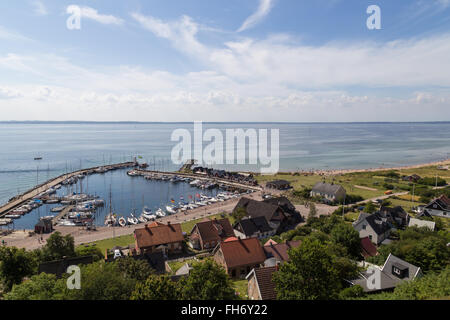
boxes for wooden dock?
[52,205,74,225]
[0,161,136,218]
[134,169,262,192]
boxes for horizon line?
[1,120,450,124]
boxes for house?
[408,218,436,231]
[263,240,301,264]
[263,196,303,224]
[34,218,53,234]
[38,255,95,278]
[378,206,410,229]
[402,174,421,183]
[134,222,184,256]
[310,182,346,203]
[232,198,288,233]
[189,218,235,250]
[233,216,275,239]
[213,237,267,279]
[423,195,450,218]
[353,212,391,245]
[347,254,422,293]
[360,236,378,258]
[266,180,291,190]
[246,266,278,300]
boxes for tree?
[131,275,180,300]
[63,261,137,300]
[330,223,361,259]
[4,273,66,300]
[0,246,38,291]
[179,259,237,300]
[75,245,104,261]
[40,232,75,261]
[116,257,154,281]
[308,203,317,220]
[273,238,342,300]
[339,285,365,300]
[364,202,376,214]
[232,207,247,222]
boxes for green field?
[85,234,135,257]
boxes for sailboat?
[127,212,139,225]
[165,205,177,214]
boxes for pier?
[134,169,262,192]
[0,161,136,219]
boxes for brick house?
[213,237,267,279]
[189,218,235,250]
[134,222,184,256]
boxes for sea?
[1,121,449,229]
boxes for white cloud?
[237,0,274,32]
[32,1,47,16]
[0,26,31,41]
[67,6,124,26]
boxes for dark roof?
[234,198,283,222]
[378,206,409,225]
[263,196,296,213]
[216,238,266,269]
[348,254,421,292]
[311,182,346,196]
[360,237,378,257]
[365,213,392,236]
[135,223,184,249]
[38,255,95,278]
[247,266,278,300]
[235,216,273,236]
[192,218,235,242]
[263,240,301,262]
[142,251,166,274]
[426,195,450,210]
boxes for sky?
[0,0,450,122]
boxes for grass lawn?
[167,258,197,273]
[233,279,249,300]
[84,234,135,257]
[344,211,360,222]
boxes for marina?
[0,162,259,231]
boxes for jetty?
[134,169,262,192]
[0,161,136,219]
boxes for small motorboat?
[51,206,66,213]
[127,215,139,225]
[118,217,127,227]
[156,209,166,218]
[46,199,60,204]
[138,215,148,223]
[5,214,21,219]
[165,206,177,214]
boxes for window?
[369,235,372,240]
[362,224,366,230]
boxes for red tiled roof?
[134,223,184,249]
[218,238,266,269]
[263,240,301,262]
[360,236,378,257]
[264,239,278,247]
[248,266,278,300]
[192,218,235,243]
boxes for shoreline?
[256,159,450,177]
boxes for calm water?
[8,168,221,230]
[1,122,450,215]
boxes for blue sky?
[0,0,450,121]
